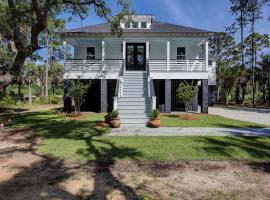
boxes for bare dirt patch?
[0,129,270,200]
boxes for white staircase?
[118,71,151,126]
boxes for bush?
[48,95,60,104]
[177,81,198,111]
[110,110,119,119]
[150,109,160,119]
[0,96,16,108]
[34,97,47,104]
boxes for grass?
[4,110,270,162]
[161,114,266,128]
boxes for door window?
[87,47,95,60]
[127,45,135,65]
[177,47,186,60]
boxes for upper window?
[177,47,186,60]
[141,22,147,28]
[87,47,95,60]
[132,22,138,28]
[124,22,130,28]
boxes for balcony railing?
[149,59,206,71]
[65,59,123,72]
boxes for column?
[100,79,107,112]
[201,79,208,114]
[63,40,67,68]
[63,80,71,113]
[166,40,170,71]
[122,40,126,72]
[102,40,105,69]
[146,41,149,69]
[205,41,209,71]
[165,79,171,113]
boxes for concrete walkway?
[109,127,270,136]
[209,107,270,126]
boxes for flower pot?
[104,114,111,124]
[149,118,160,128]
[110,118,121,128]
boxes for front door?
[126,43,146,71]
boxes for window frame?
[132,22,139,28]
[140,22,147,28]
[86,47,96,60]
[177,47,186,60]
[124,22,130,28]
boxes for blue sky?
[64,0,270,39]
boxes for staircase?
[118,71,151,126]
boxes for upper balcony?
[63,38,210,80]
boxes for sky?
[63,0,270,39]
[38,0,270,61]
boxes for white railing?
[65,59,122,72]
[149,59,206,71]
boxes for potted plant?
[149,109,161,128]
[110,110,121,128]
[104,113,111,124]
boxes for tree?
[69,77,91,116]
[49,62,64,94]
[23,60,37,104]
[230,0,250,69]
[0,0,132,86]
[259,54,270,105]
[246,0,263,105]
[176,81,198,111]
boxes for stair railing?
[113,60,124,110]
[146,60,156,110]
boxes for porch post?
[165,79,171,113]
[166,40,170,71]
[100,79,107,112]
[201,79,208,114]
[102,40,105,70]
[205,41,208,71]
[63,40,67,69]
[122,40,126,72]
[146,41,149,68]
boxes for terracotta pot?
[149,118,160,128]
[110,118,121,128]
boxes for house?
[62,14,216,126]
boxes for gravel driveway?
[209,107,270,126]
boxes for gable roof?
[64,20,212,35]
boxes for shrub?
[110,110,119,119]
[0,96,16,108]
[48,95,60,104]
[177,81,198,111]
[150,109,160,119]
[34,97,47,104]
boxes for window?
[208,60,213,66]
[132,22,138,28]
[86,47,95,60]
[141,22,147,28]
[177,47,186,60]
[124,22,130,28]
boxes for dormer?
[120,14,155,29]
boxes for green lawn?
[5,110,270,162]
[161,114,266,128]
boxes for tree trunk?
[45,33,49,101]
[28,81,32,105]
[268,64,270,106]
[251,12,256,106]
[18,80,22,101]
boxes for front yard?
[1,110,270,200]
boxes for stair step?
[121,118,149,124]
[118,101,147,106]
[118,105,146,109]
[118,97,145,102]
[118,109,150,114]
[119,113,149,118]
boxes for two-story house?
[62,14,216,126]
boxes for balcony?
[149,59,206,71]
[65,59,123,72]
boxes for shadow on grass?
[0,111,142,199]
[192,136,270,161]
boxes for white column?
[122,40,126,71]
[166,40,170,71]
[102,40,105,70]
[63,40,67,72]
[205,41,208,71]
[146,41,149,71]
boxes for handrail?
[146,58,157,110]
[113,59,125,110]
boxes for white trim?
[166,40,170,71]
